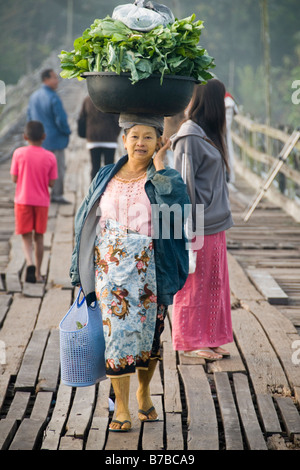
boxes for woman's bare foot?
[109,412,131,431]
[183,348,222,360]
[136,389,158,421]
[211,346,230,357]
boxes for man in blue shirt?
[27,69,71,204]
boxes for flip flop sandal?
[25,265,36,283]
[36,275,46,284]
[212,347,230,357]
[138,406,159,422]
[183,349,222,361]
[109,419,131,432]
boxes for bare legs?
[110,376,131,431]
[21,232,44,281]
[109,359,159,431]
[136,359,158,421]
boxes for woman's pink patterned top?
[99,173,152,236]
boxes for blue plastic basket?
[59,288,106,387]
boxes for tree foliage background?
[0,0,299,127]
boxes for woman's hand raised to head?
[153,138,171,171]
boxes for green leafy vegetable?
[59,14,215,84]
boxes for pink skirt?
[172,231,233,351]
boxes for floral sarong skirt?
[94,219,165,377]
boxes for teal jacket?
[70,155,190,306]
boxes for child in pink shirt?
[10,121,58,283]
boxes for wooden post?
[66,0,74,49]
[260,0,272,154]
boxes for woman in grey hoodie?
[170,79,234,361]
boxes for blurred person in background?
[27,69,71,204]
[10,121,57,283]
[225,91,238,184]
[77,96,120,181]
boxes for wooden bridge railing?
[231,114,300,220]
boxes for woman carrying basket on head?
[70,113,189,432]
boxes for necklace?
[114,171,147,183]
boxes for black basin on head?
[81,72,198,116]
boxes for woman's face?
[122,125,161,164]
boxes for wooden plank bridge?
[0,78,300,452]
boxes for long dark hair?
[187,79,229,171]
